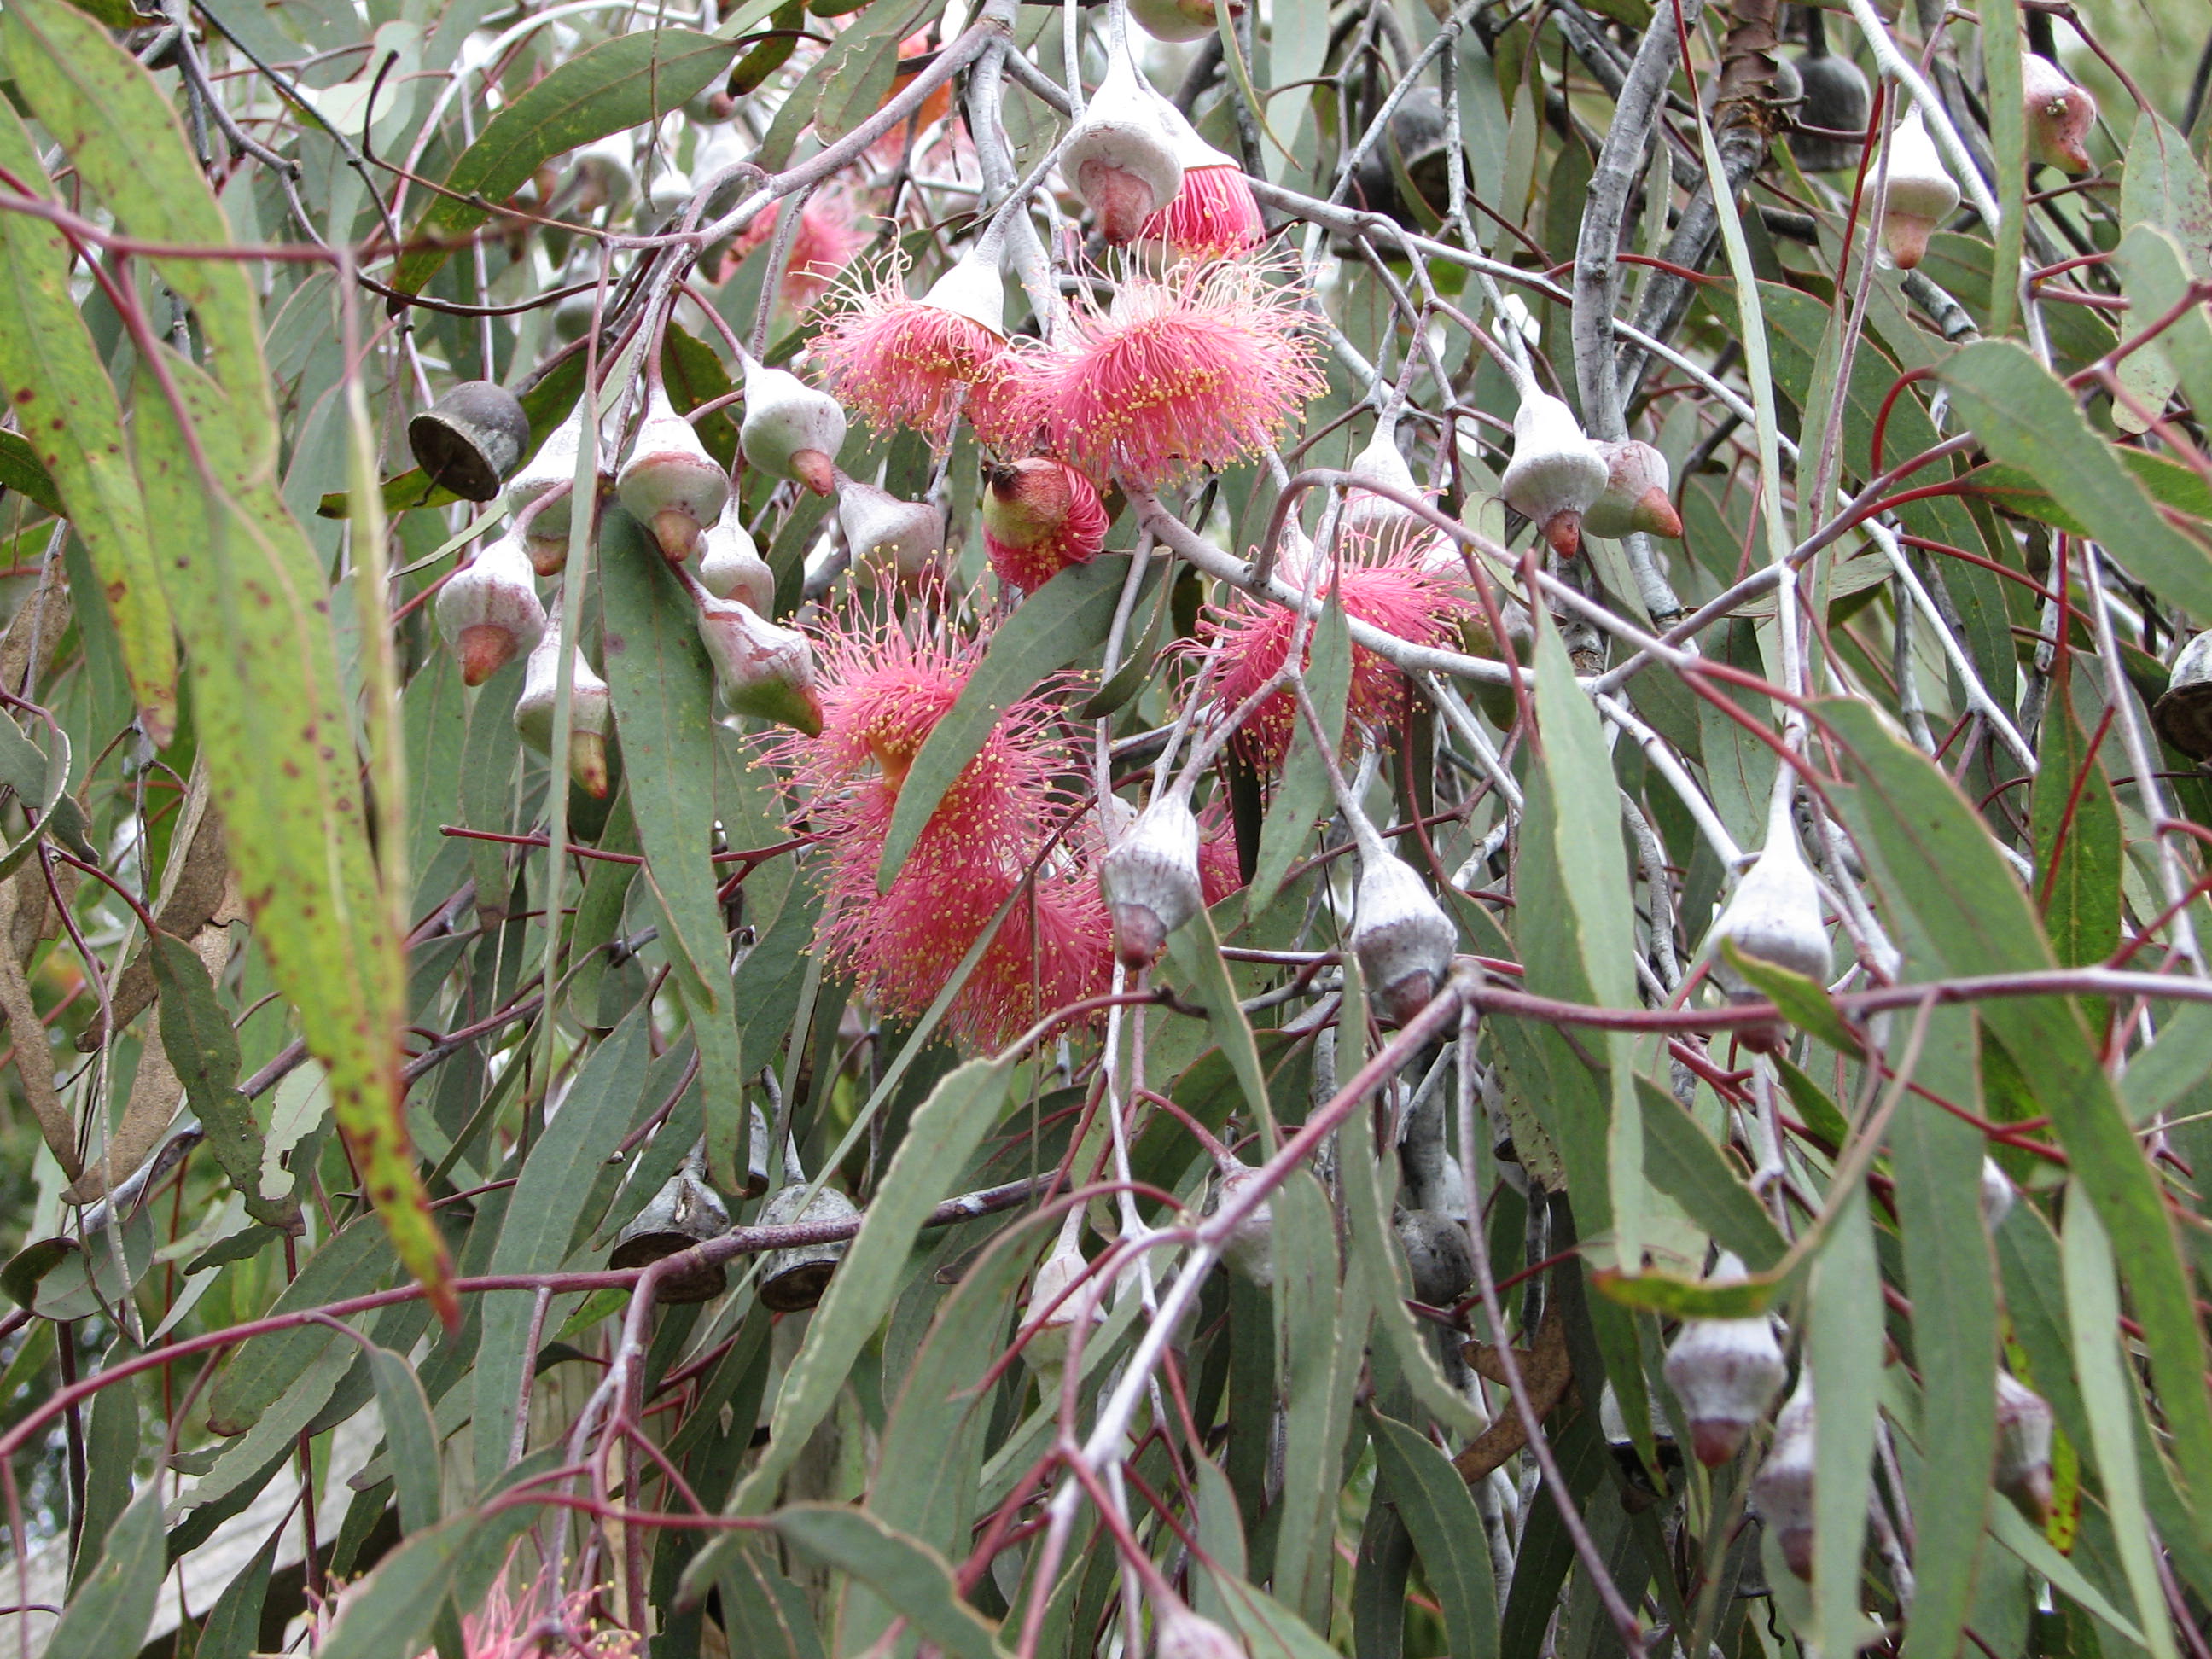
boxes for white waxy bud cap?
[436,533,546,686]
[514,627,613,798]
[741,355,847,494]
[1393,1209,1474,1306]
[1750,1375,1816,1580]
[1351,850,1458,1027]
[696,593,823,734]
[1499,390,1607,557]
[618,384,731,562]
[1342,417,1426,546]
[1662,1254,1788,1467]
[1062,47,1184,244]
[838,479,946,590]
[1881,108,1959,270]
[1981,1157,2016,1233]
[1710,833,1831,1055]
[1582,439,1682,540]
[1154,1596,1249,1659]
[696,499,775,614]
[1101,793,1205,969]
[1022,1234,1104,1370]
[566,132,636,213]
[1994,1371,2055,1522]
[920,242,1009,338]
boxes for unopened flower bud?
[1351,850,1457,1027]
[838,477,946,590]
[1881,109,1959,271]
[1499,390,1607,558]
[1062,46,1184,245]
[1711,831,1831,1053]
[2023,54,2096,175]
[1203,1161,1274,1288]
[1994,1371,2055,1522]
[984,458,1109,592]
[741,354,847,494]
[1751,1376,1816,1580]
[1101,793,1205,969]
[1662,1256,1788,1467]
[619,384,731,562]
[1154,1595,1247,1659]
[696,593,823,734]
[696,499,775,614]
[1981,1157,2015,1232]
[514,627,613,798]
[1342,418,1428,550]
[1394,1209,1474,1306]
[1126,0,1237,44]
[436,533,545,686]
[1022,1232,1103,1371]
[508,404,606,576]
[1582,439,1681,541]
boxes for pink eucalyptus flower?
[984,457,1110,593]
[1004,262,1323,486]
[781,617,1112,1048]
[1201,536,1472,771]
[1197,799,1244,904]
[811,256,1010,442]
[1141,160,1267,258]
[725,189,867,311]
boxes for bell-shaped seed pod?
[1061,44,1183,245]
[1342,417,1427,550]
[1153,1593,1249,1659]
[838,478,946,590]
[1126,0,1232,44]
[696,592,823,734]
[1981,1157,2016,1232]
[2153,630,2212,760]
[609,1154,731,1303]
[1710,830,1831,1052]
[740,354,847,495]
[1791,49,1871,172]
[1881,108,1960,271]
[1203,1161,1275,1288]
[696,499,776,614]
[436,534,546,686]
[1394,1209,1475,1306]
[513,627,614,799]
[1101,792,1205,969]
[619,385,731,562]
[564,132,636,216]
[2022,53,2096,174]
[1351,849,1458,1027]
[1582,439,1681,540]
[756,1182,861,1311]
[509,405,601,575]
[1751,1376,1817,1580]
[1662,1256,1789,1467]
[1994,1371,2056,1522]
[409,380,531,503]
[1021,1231,1105,1370]
[1499,390,1607,558]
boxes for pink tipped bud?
[1994,1371,2055,1523]
[2023,54,2096,175]
[1881,110,1959,270]
[1712,832,1831,1051]
[1204,1161,1275,1287]
[1751,1377,1816,1580]
[696,500,775,614]
[1154,1596,1248,1659]
[1662,1259,1788,1468]
[618,385,730,562]
[1063,48,1184,245]
[1499,391,1605,558]
[740,354,848,491]
[437,534,545,686]
[1351,850,1457,1026]
[696,593,823,733]
[509,403,608,575]
[1126,0,1236,43]
[985,459,1109,592]
[1584,439,1680,540]
[838,478,946,591]
[1102,793,1205,969]
[514,626,613,796]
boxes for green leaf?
[1809,1179,1881,1659]
[473,1007,650,1489]
[2030,690,2121,978]
[1633,1076,1788,1271]
[1248,589,1350,915]
[44,1485,163,1659]
[314,1512,479,1659]
[1819,696,2212,1552]
[1720,943,1859,1054]
[877,553,1139,889]
[393,31,735,295]
[2116,224,2212,440]
[1368,1412,1501,1659]
[1270,1167,1361,1627]
[599,509,746,1190]
[0,97,178,742]
[811,0,935,144]
[134,350,452,1324]
[1965,450,2212,537]
[207,1214,396,1435]
[370,1342,442,1534]
[772,1505,1007,1659]
[194,1524,282,1659]
[150,932,298,1233]
[720,1054,1013,1521]
[1164,903,1273,1138]
[1940,339,2212,624]
[2122,111,2212,279]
